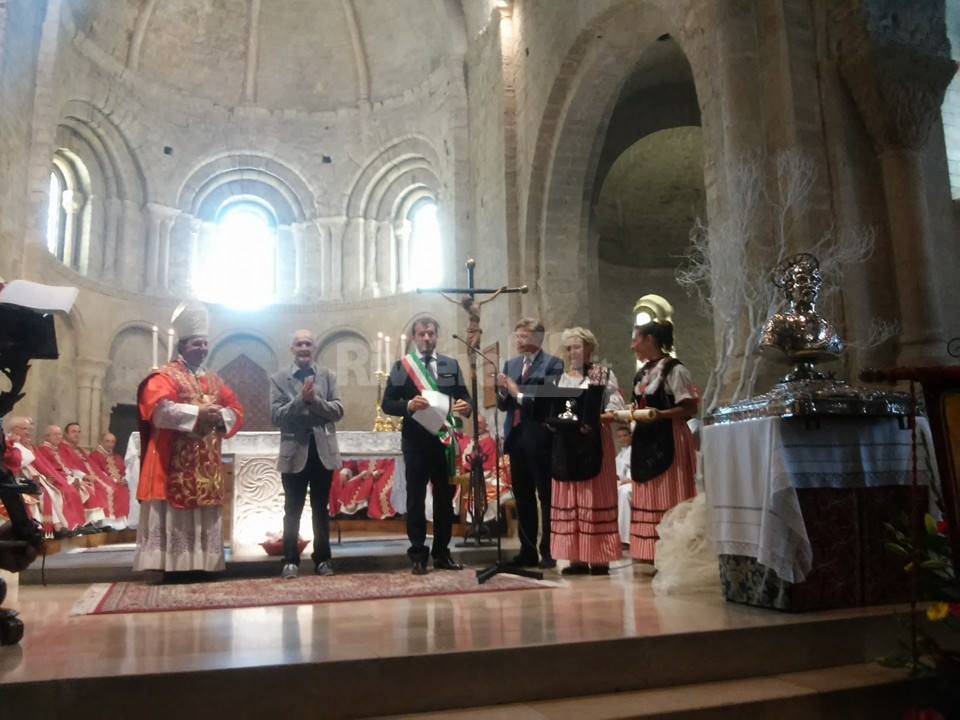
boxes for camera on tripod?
[0,280,77,645]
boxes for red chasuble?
[89,446,131,521]
[137,359,244,510]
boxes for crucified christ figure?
[438,286,509,348]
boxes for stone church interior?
[1,0,960,717]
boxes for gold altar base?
[373,370,402,432]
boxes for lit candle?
[385,336,391,370]
[151,326,159,369]
[399,333,407,359]
[377,332,384,374]
[167,328,175,362]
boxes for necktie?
[513,359,532,427]
[422,354,435,379]
[520,358,532,383]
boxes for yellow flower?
[927,602,950,622]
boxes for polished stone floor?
[0,562,895,686]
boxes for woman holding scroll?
[549,327,625,576]
[620,320,698,568]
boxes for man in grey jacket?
[270,329,344,578]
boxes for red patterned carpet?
[72,571,551,615]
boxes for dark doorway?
[108,403,139,456]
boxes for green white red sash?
[401,352,460,476]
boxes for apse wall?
[9,0,474,441]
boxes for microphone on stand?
[451,334,498,370]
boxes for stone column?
[187,216,202,292]
[159,209,179,292]
[60,189,84,269]
[316,221,330,300]
[75,357,111,448]
[395,220,410,292]
[364,217,380,297]
[834,0,958,363]
[193,221,218,296]
[117,200,145,290]
[84,193,104,277]
[376,220,395,295]
[290,222,310,300]
[144,203,178,294]
[101,197,122,281]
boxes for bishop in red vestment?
[133,302,244,574]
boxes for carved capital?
[833,0,958,152]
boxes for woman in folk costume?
[133,302,244,574]
[626,320,698,568]
[550,327,626,575]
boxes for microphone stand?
[452,335,543,584]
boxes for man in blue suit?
[497,318,564,568]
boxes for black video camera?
[0,301,60,550]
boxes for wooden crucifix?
[417,258,527,553]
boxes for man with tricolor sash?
[382,315,472,575]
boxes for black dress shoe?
[433,555,463,571]
[538,557,557,569]
[510,554,539,568]
[561,563,590,576]
[589,564,609,575]
[411,560,428,575]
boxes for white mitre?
[171,301,209,340]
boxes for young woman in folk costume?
[549,327,626,575]
[626,320,698,568]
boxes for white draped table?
[703,415,939,585]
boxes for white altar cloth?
[703,415,939,584]
[126,431,404,550]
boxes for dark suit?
[382,352,471,562]
[498,349,564,562]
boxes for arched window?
[45,150,91,271]
[194,201,278,309]
[408,199,442,289]
[46,169,66,258]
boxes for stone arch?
[46,100,148,283]
[522,1,716,331]
[177,153,315,224]
[316,327,375,432]
[59,99,147,205]
[104,324,157,414]
[342,136,446,298]
[207,331,279,375]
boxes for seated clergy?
[38,424,111,527]
[459,415,512,522]
[3,416,82,536]
[88,432,131,529]
[62,422,124,527]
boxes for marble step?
[1,605,910,719]
[375,662,935,720]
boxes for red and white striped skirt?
[629,419,697,562]
[550,427,621,565]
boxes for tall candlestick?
[377,332,384,374]
[151,326,159,369]
[167,328,175,362]
[399,333,406,358]
[385,336,391,369]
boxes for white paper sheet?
[412,389,452,435]
[0,279,78,312]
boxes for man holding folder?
[382,315,472,575]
